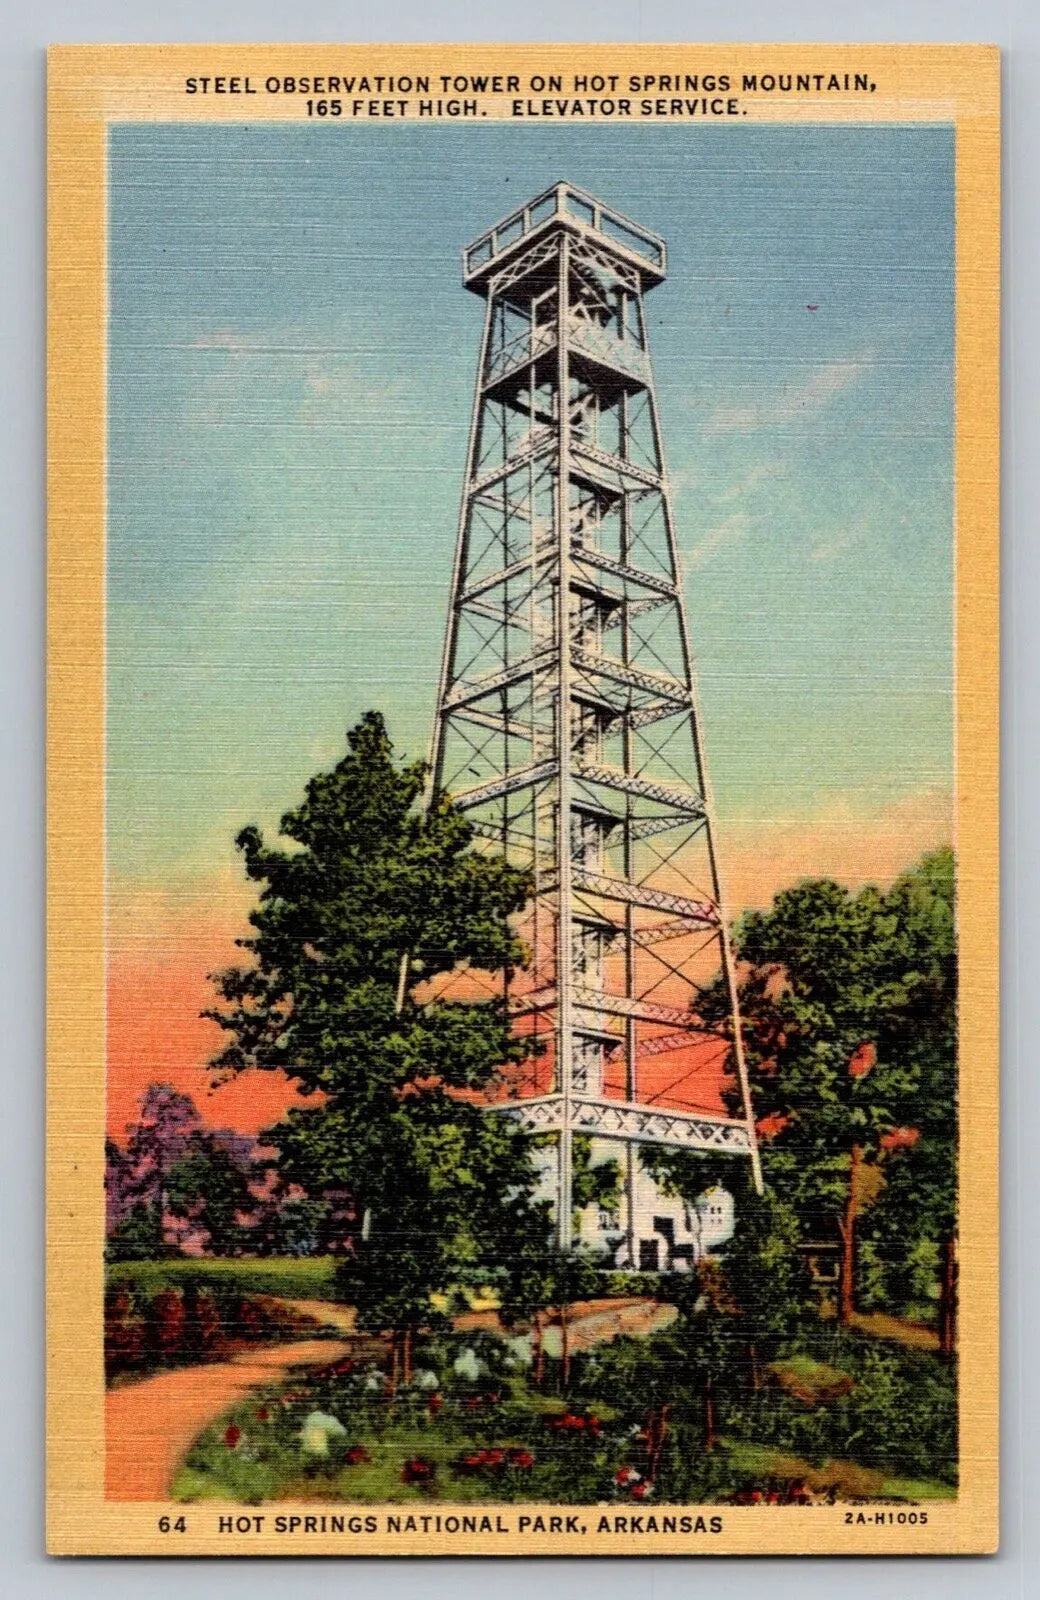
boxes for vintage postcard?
[47,44,999,1556]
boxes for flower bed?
[172,1328,666,1505]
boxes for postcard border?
[46,41,1000,1556]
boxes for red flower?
[847,1042,877,1078]
[482,1448,505,1468]
[402,1456,435,1485]
[507,1448,534,1470]
[255,1406,269,1422]
[223,1424,241,1449]
[549,1411,587,1432]
[880,1125,921,1151]
[428,1393,444,1414]
[615,1466,641,1488]
[344,1445,370,1465]
[755,1111,790,1142]
[631,1481,653,1500]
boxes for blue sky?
[107,120,954,886]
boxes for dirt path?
[105,1295,671,1501]
[848,1309,941,1351]
[105,1337,356,1501]
[541,1298,677,1356]
[279,1299,359,1335]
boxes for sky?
[105,120,955,1133]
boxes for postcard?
[47,43,999,1555]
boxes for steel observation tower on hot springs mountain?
[429,182,762,1263]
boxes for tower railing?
[464,181,667,288]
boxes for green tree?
[711,848,956,1328]
[644,1149,807,1387]
[105,1200,163,1262]
[206,711,549,1370]
[164,1130,257,1255]
[570,1134,621,1218]
[106,1085,263,1258]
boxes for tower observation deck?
[430,182,762,1257]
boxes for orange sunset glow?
[106,790,951,1143]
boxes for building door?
[639,1238,660,1272]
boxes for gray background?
[2,0,1033,1593]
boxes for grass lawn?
[174,1405,549,1505]
[727,1442,954,1503]
[767,1354,855,1405]
[106,1256,340,1301]
[173,1376,956,1507]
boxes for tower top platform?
[463,181,667,295]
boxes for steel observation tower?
[429,182,762,1259]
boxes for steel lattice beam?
[572,868,720,925]
[571,645,692,707]
[570,545,678,597]
[488,1093,752,1154]
[451,760,558,809]
[574,762,705,816]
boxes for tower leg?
[557,1129,573,1250]
[625,1142,638,1270]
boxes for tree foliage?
[105,1083,259,1258]
[712,847,956,1323]
[206,712,550,1338]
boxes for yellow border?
[46,42,1000,1557]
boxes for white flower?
[413,1368,440,1390]
[504,1334,533,1369]
[453,1347,482,1382]
[299,1410,347,1457]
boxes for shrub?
[104,1282,324,1382]
[104,1287,146,1372]
[151,1288,187,1356]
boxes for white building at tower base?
[532,1140,735,1273]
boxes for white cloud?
[702,356,872,436]
[686,511,751,569]
[301,362,411,410]
[714,458,787,504]
[187,330,274,353]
